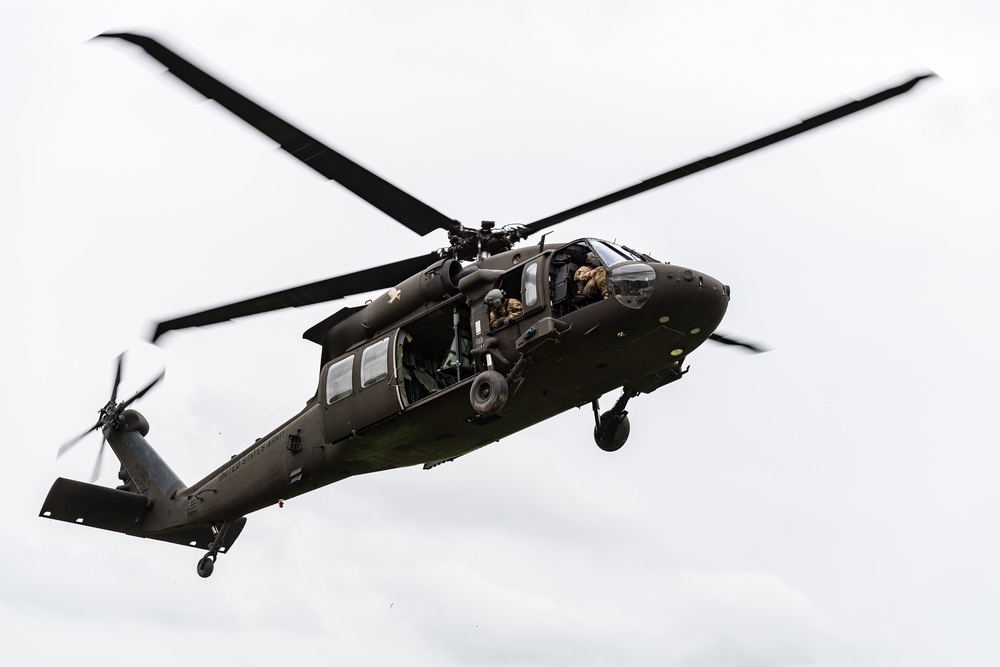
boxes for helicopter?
[39,32,934,578]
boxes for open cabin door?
[395,298,474,407]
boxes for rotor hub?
[445,221,530,261]
[98,400,123,430]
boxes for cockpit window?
[523,260,539,308]
[589,239,642,267]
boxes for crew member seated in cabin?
[485,289,523,329]
[574,252,608,300]
[399,331,441,403]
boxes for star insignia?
[387,288,402,303]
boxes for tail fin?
[105,409,184,502]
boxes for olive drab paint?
[40,33,933,577]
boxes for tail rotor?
[57,353,164,481]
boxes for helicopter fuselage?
[171,237,729,526]
[41,236,730,565]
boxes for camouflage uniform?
[489,298,524,329]
[574,265,608,299]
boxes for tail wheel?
[470,370,508,416]
[197,554,215,578]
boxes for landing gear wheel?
[197,554,215,578]
[470,370,508,416]
[594,412,630,452]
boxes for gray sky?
[3,1,998,665]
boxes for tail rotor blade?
[120,369,165,410]
[110,353,125,403]
[57,421,102,458]
[57,355,163,476]
[91,435,108,482]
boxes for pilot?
[485,289,523,329]
[574,252,608,300]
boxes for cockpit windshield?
[588,239,643,267]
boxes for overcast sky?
[3,1,999,665]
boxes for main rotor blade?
[523,73,936,235]
[98,32,460,237]
[708,332,768,353]
[151,251,443,342]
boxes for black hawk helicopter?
[39,33,934,577]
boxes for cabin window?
[361,337,390,387]
[326,357,354,404]
[523,261,539,308]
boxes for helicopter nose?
[607,263,729,349]
[651,264,730,346]
[610,261,727,308]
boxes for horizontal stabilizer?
[40,477,149,534]
[39,478,248,553]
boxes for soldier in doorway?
[485,289,523,329]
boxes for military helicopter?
[39,33,933,577]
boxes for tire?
[470,370,508,416]
[595,413,630,452]
[197,555,215,578]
